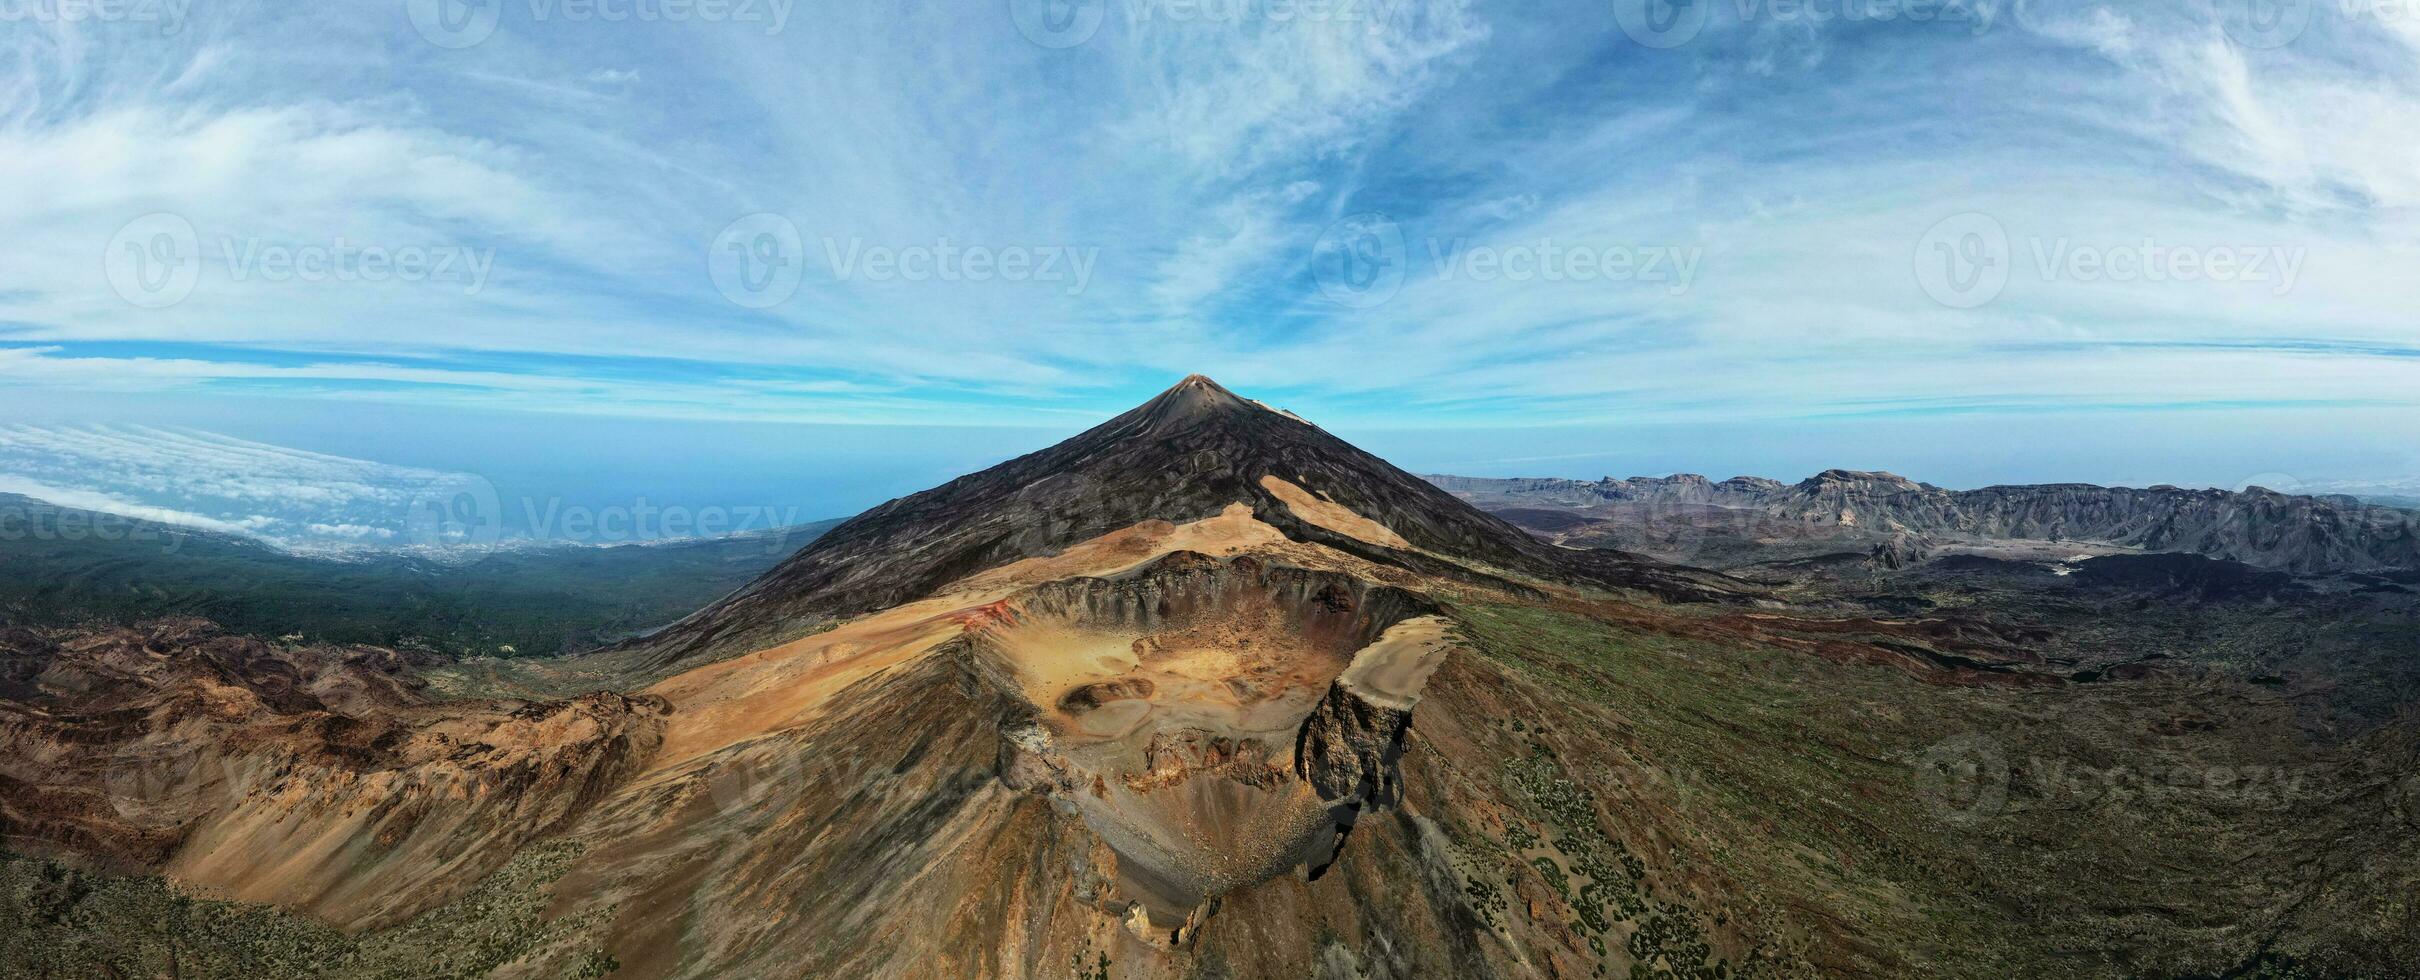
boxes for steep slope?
[1435,469,2420,573]
[623,376,1723,670]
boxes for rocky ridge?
[1433,468,2420,573]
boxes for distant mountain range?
[1429,469,2420,573]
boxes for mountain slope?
[624,376,1722,670]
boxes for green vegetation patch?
[0,840,617,979]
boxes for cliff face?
[1434,469,2420,573]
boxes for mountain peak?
[1133,374,1257,430]
[1803,469,1924,491]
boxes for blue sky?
[4,0,2419,541]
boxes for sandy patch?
[950,502,1288,600]
[1336,615,1456,710]
[1260,475,1413,550]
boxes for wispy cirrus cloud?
[0,0,2411,458]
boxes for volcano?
[623,374,1729,670]
[7,376,2418,979]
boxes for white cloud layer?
[0,424,476,552]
